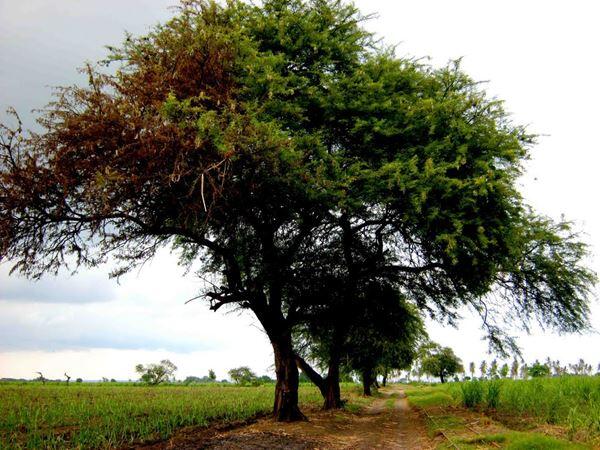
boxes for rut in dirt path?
[150,386,438,449]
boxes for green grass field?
[404,376,600,448]
[0,382,348,449]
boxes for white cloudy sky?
[0,0,599,381]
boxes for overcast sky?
[0,0,599,381]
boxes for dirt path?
[145,387,436,449]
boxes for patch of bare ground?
[132,387,438,449]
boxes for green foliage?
[228,366,258,385]
[528,361,551,378]
[135,360,177,386]
[460,380,484,408]
[420,344,463,383]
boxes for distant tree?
[480,361,488,379]
[76,378,83,383]
[551,360,565,376]
[569,358,592,376]
[500,363,509,378]
[183,376,202,384]
[135,360,177,385]
[228,367,257,385]
[35,372,46,384]
[469,362,476,379]
[64,373,71,385]
[110,378,117,383]
[488,359,499,379]
[421,345,463,383]
[528,361,550,378]
[510,360,519,379]
[208,369,217,381]
[101,377,109,383]
[258,375,275,384]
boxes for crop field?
[0,382,353,449]
[405,376,600,448]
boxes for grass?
[456,431,590,449]
[447,376,600,442]
[404,377,600,448]
[0,382,359,449]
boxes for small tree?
[64,373,71,384]
[528,361,550,378]
[480,361,488,379]
[488,359,499,379]
[469,362,476,379]
[76,378,83,383]
[228,367,257,385]
[499,363,509,378]
[569,358,592,375]
[208,369,217,381]
[135,360,177,385]
[35,372,46,384]
[421,345,463,383]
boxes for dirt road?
[148,387,436,449]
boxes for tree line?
[0,0,595,420]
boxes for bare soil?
[135,386,437,449]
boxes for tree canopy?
[0,0,596,420]
[135,360,177,385]
[420,344,463,383]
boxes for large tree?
[0,0,595,421]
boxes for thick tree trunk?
[272,336,306,421]
[440,372,445,384]
[362,369,373,396]
[323,358,342,409]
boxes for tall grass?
[450,376,600,442]
[0,383,329,449]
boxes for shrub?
[461,380,484,408]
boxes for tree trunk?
[362,369,373,396]
[295,354,343,409]
[382,368,388,387]
[323,358,342,409]
[440,372,445,383]
[272,336,306,421]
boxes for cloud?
[0,266,116,303]
[0,300,215,353]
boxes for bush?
[461,380,484,408]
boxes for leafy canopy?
[135,359,177,385]
[0,0,595,359]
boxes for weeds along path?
[141,386,437,449]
